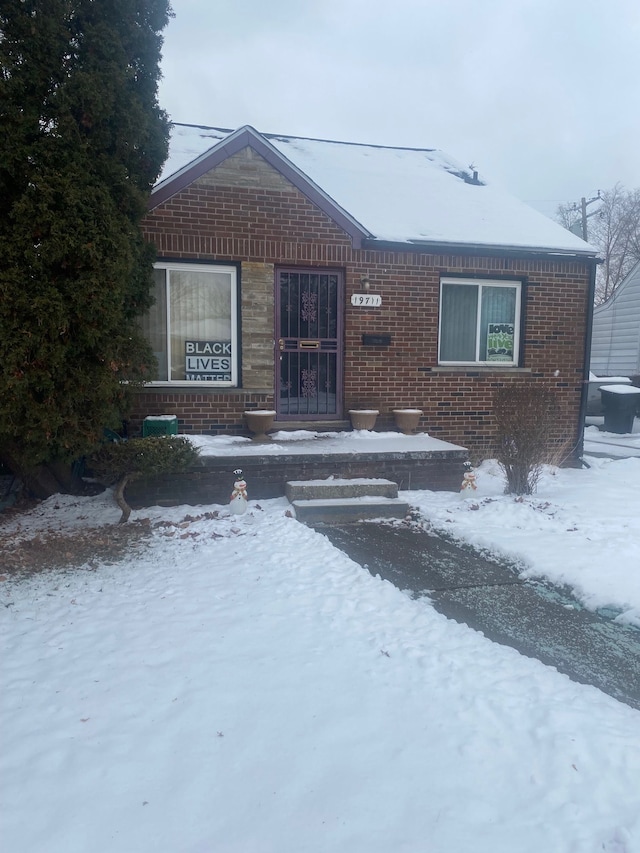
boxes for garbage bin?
[599,385,640,434]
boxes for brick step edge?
[291,498,410,524]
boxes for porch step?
[291,497,410,525]
[286,476,408,525]
[286,477,399,501]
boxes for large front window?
[438,278,521,366]
[141,262,238,385]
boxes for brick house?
[133,124,599,457]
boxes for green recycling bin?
[599,385,640,434]
[142,415,178,437]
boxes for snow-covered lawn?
[409,456,640,628]
[1,455,639,853]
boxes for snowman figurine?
[460,461,477,493]
[230,468,248,515]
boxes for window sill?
[139,383,273,393]
[141,382,237,390]
[422,366,532,374]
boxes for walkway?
[319,523,640,711]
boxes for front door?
[275,268,343,419]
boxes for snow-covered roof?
[154,123,597,257]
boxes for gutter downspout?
[575,258,599,460]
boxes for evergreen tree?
[0,0,172,497]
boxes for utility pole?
[577,192,602,241]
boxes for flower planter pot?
[393,409,423,435]
[244,410,276,441]
[348,409,379,430]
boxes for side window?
[439,278,521,366]
[141,263,238,385]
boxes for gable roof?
[151,123,598,258]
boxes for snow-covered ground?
[584,417,640,459]
[1,451,640,853]
[409,456,640,628]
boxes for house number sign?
[351,293,382,307]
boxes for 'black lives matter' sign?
[185,341,232,381]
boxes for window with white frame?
[141,262,238,385]
[438,278,522,366]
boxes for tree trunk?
[114,474,133,523]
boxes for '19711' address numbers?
[350,293,382,307]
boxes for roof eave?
[362,237,601,263]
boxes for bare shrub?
[89,436,200,523]
[493,385,563,495]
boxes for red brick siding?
[131,390,274,435]
[134,150,590,456]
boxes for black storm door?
[275,268,343,419]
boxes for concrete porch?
[125,430,469,509]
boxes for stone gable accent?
[195,147,294,191]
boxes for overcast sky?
[158,0,640,217]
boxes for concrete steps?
[286,477,409,525]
